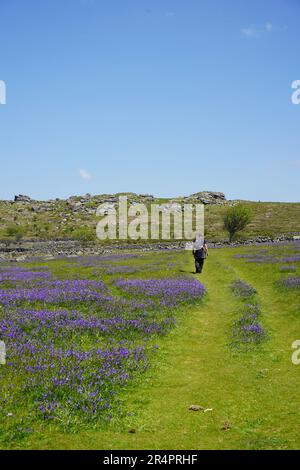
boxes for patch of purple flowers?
[280,276,300,289]
[105,265,137,275]
[0,260,205,428]
[70,253,139,267]
[231,303,266,349]
[231,279,257,298]
[114,277,206,307]
[280,255,300,263]
[0,279,110,306]
[0,266,51,282]
[279,265,296,272]
[233,242,300,265]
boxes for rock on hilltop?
[187,191,226,205]
[14,194,33,203]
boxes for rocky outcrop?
[187,191,226,205]
[14,194,32,203]
[138,194,155,200]
[11,191,228,216]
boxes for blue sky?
[0,0,299,201]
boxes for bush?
[5,225,26,243]
[223,204,252,242]
[72,227,95,244]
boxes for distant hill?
[0,191,299,243]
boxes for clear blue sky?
[0,0,299,201]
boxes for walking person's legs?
[199,258,204,273]
[195,258,204,273]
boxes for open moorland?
[0,240,299,449]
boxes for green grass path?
[21,249,300,450]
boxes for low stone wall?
[0,235,298,261]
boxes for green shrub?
[5,225,26,242]
[71,227,95,244]
[223,204,252,242]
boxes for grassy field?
[0,242,299,450]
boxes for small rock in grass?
[188,405,205,412]
[221,421,231,430]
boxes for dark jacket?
[193,239,207,260]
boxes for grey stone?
[188,191,226,205]
[14,194,32,203]
[188,405,205,411]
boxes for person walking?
[192,236,208,274]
